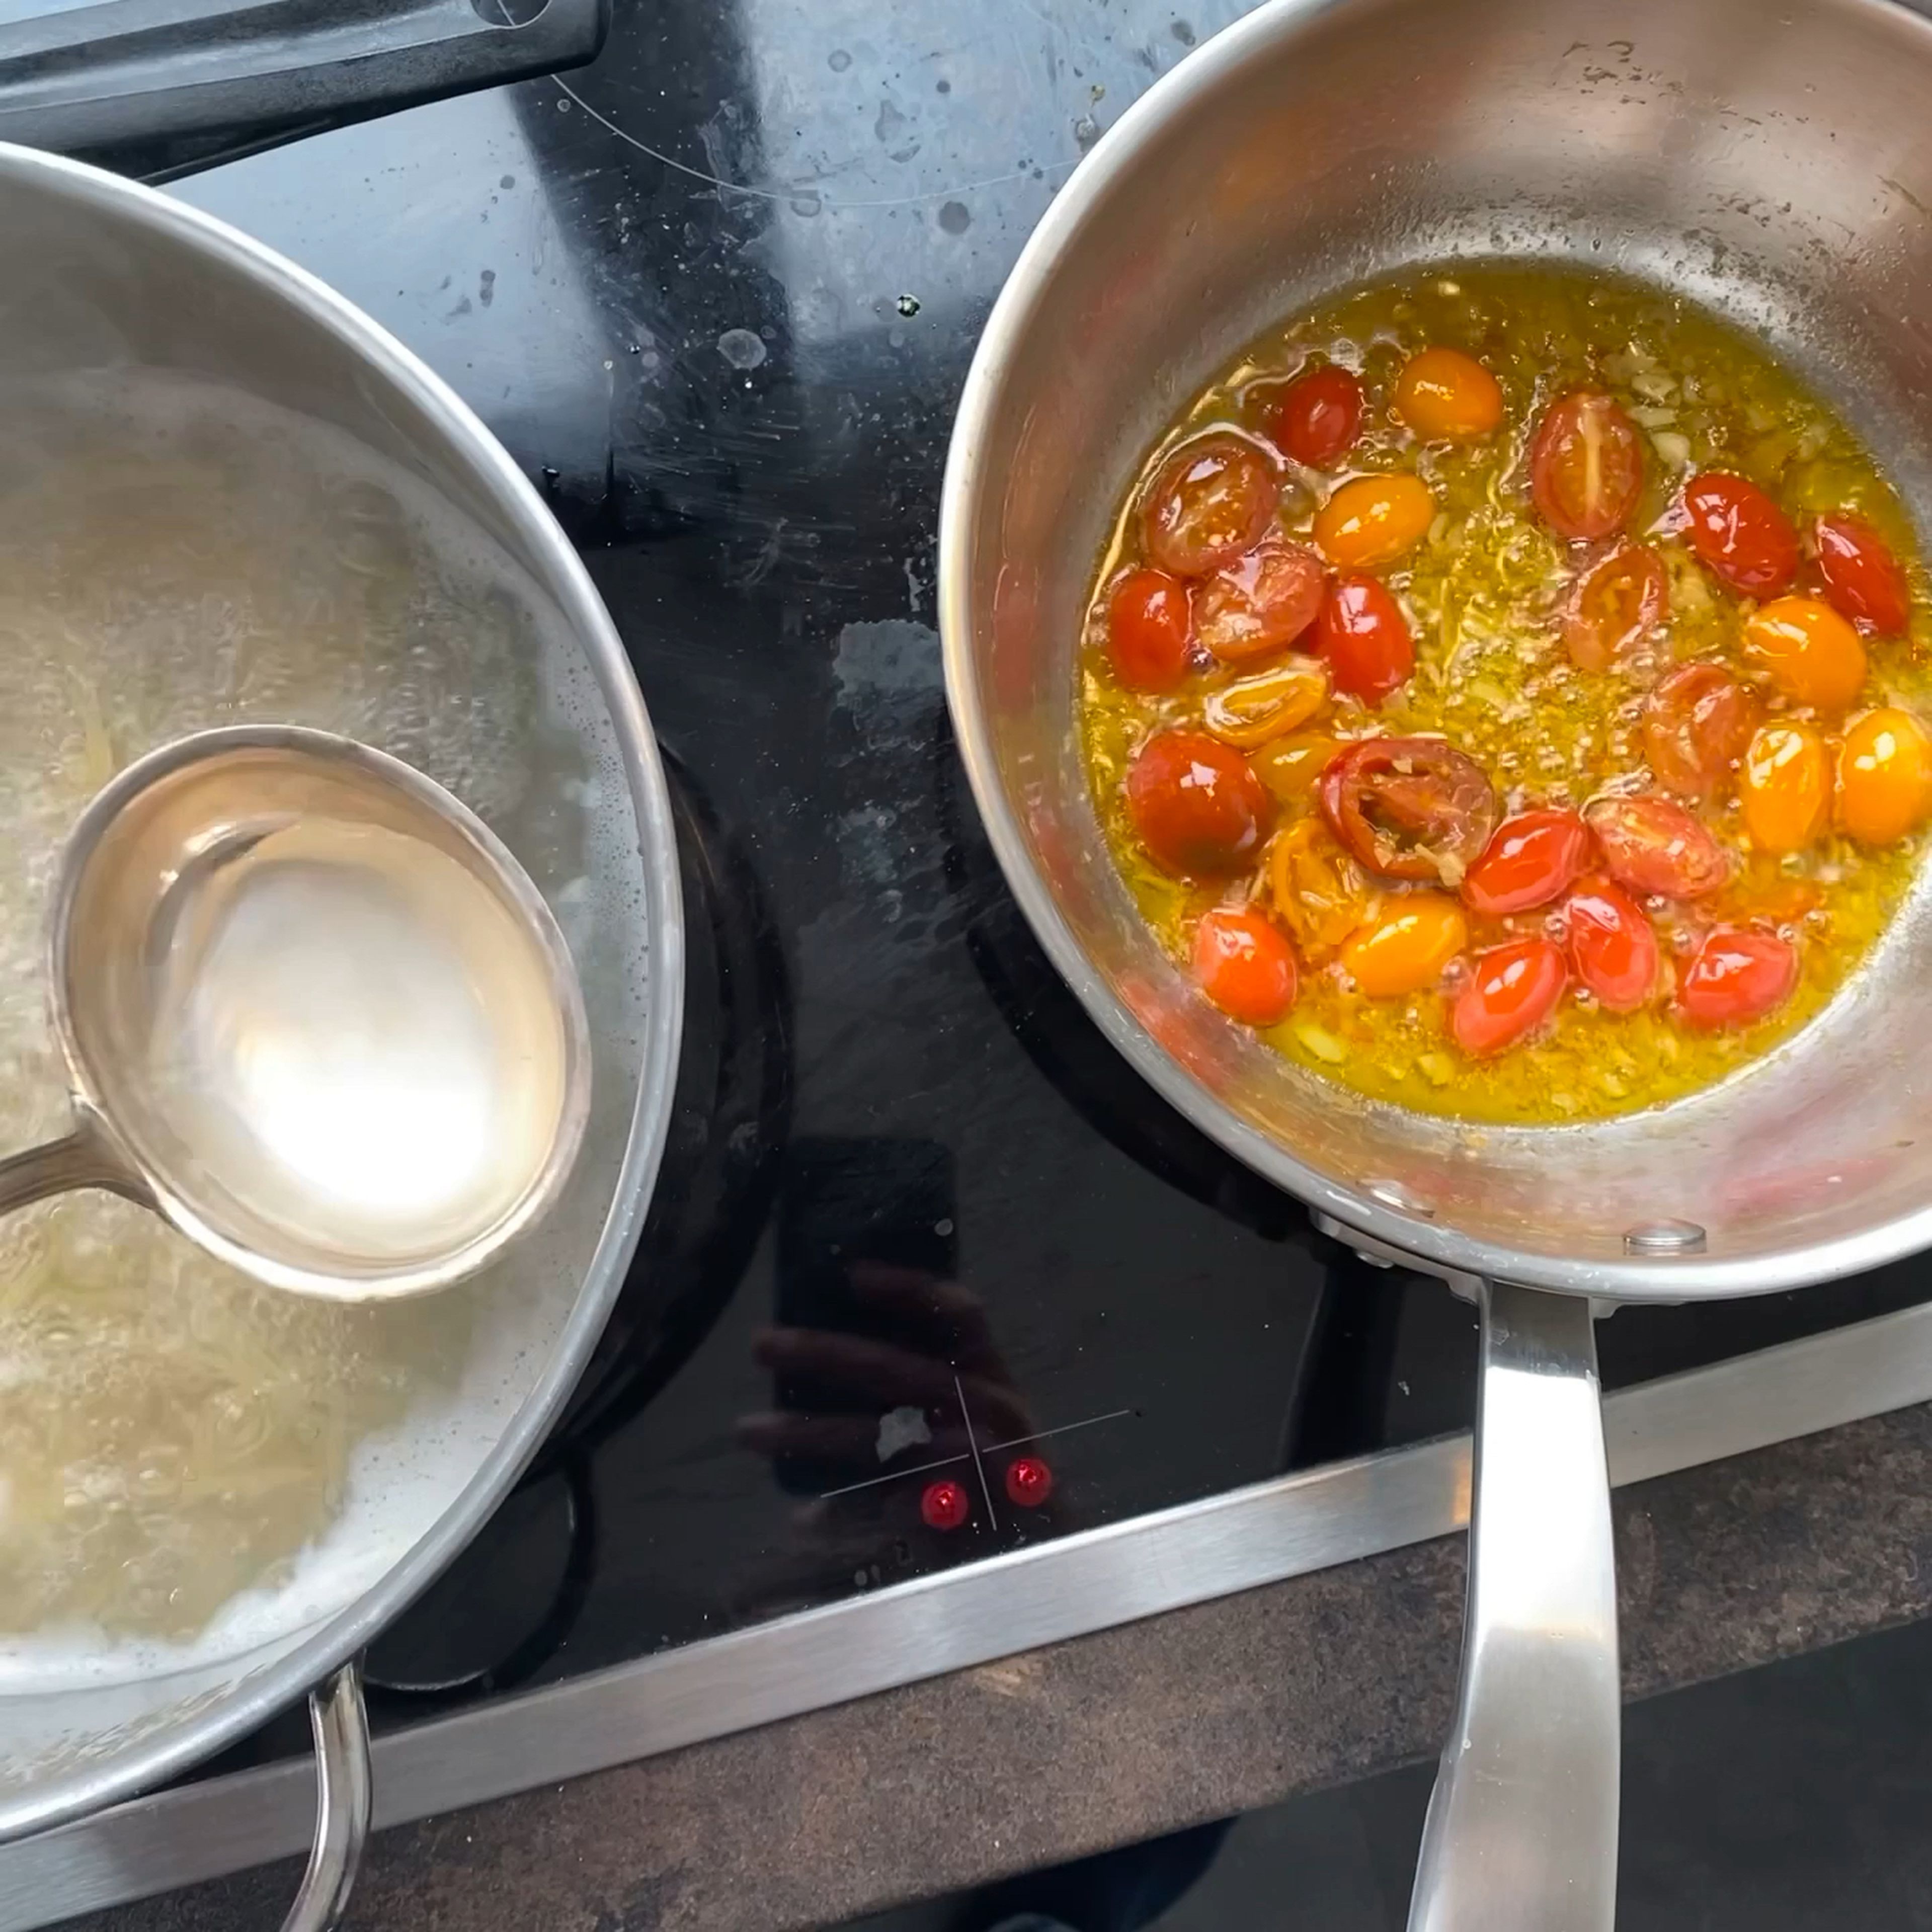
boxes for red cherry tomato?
[1462,809,1592,917]
[1527,391,1644,542]
[1584,794,1731,899]
[1815,512,1910,637]
[1677,927,1799,1029]
[1562,543,1667,671]
[1105,567,1192,691]
[1681,471,1798,598]
[1314,573,1415,704]
[1641,661,1761,801]
[1192,907,1299,1026]
[1140,432,1278,578]
[1318,738,1498,885]
[1452,937,1568,1058]
[1265,365,1364,468]
[1126,728,1275,877]
[1194,539,1325,662]
[1563,874,1659,1012]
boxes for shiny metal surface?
[3,1297,1930,1931]
[0,140,683,1844]
[1411,1285,1618,1932]
[4,726,592,1301]
[278,1668,369,1932]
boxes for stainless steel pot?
[0,9,680,1929]
[941,0,1932,1923]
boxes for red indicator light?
[920,1477,971,1531]
[1005,1456,1054,1508]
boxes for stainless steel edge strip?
[7,1296,1932,1930]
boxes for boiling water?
[0,372,593,1642]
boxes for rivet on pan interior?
[1363,1179,1436,1219]
[1624,1219,1707,1255]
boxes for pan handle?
[0,0,610,184]
[1407,1280,1620,1932]
[280,1664,372,1932]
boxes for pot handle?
[280,1664,372,1932]
[1407,1280,1620,1932]
[0,0,610,184]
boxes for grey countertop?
[72,1399,1932,1932]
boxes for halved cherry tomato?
[1252,731,1342,806]
[1680,471,1798,598]
[1315,574,1415,704]
[1269,817,1369,958]
[1462,809,1592,917]
[1742,595,1867,710]
[1837,706,1932,844]
[1140,432,1278,577]
[1562,543,1667,672]
[1677,927,1798,1029]
[1105,567,1192,691]
[1815,512,1910,637]
[1319,738,1498,885]
[1395,348,1504,442]
[1341,893,1468,998]
[1126,728,1275,877]
[1584,794,1731,899]
[1527,391,1644,542]
[1313,472,1435,570]
[1563,874,1659,1012]
[1642,662,1761,801]
[1452,937,1567,1057]
[1202,657,1330,748]
[1265,365,1364,468]
[1192,908,1299,1026]
[1739,723,1828,854]
[1194,539,1325,662]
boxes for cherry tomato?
[1641,661,1760,801]
[1194,539,1325,662]
[1251,731,1342,806]
[1837,706,1932,844]
[1680,471,1798,598]
[1125,728,1275,877]
[1314,574,1415,704]
[1563,874,1659,1012]
[1140,432,1278,577]
[1268,817,1369,958]
[1394,348,1504,442]
[1319,738,1498,885]
[1742,595,1867,710]
[1677,927,1799,1029]
[1104,568,1192,691]
[1265,365,1363,468]
[1462,809,1592,917]
[1527,391,1644,542]
[1739,723,1828,855]
[1562,543,1667,672]
[1201,657,1330,748]
[1341,893,1468,998]
[1312,472,1436,570]
[1584,794,1731,899]
[1815,512,1910,637]
[1192,908,1299,1026]
[1452,936,1567,1057]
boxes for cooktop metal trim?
[7,1298,1932,1930]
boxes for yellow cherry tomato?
[1339,893,1468,998]
[1269,818,1368,959]
[1313,472,1436,570]
[1837,707,1932,844]
[1394,347,1504,442]
[1252,731,1342,806]
[1201,657,1330,749]
[1739,722,1828,854]
[1742,595,1868,710]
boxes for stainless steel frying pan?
[941,0,1932,1923]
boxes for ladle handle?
[1407,1279,1620,1932]
[0,1129,149,1216]
[280,1664,372,1932]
